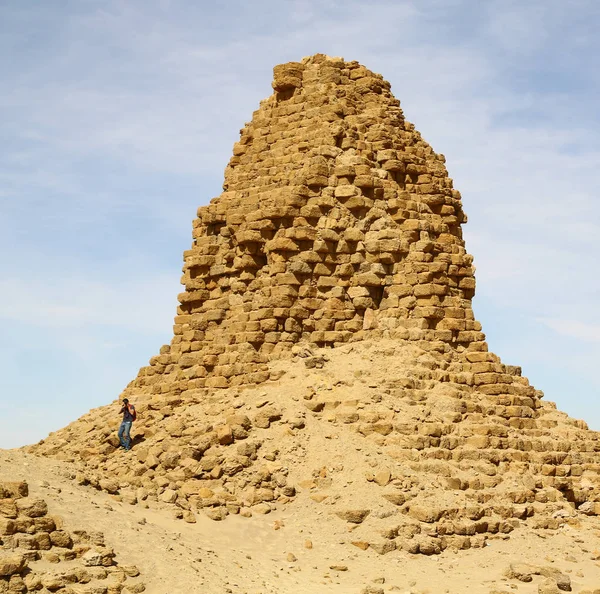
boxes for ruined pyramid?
[28,55,600,556]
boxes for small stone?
[287,552,297,562]
[160,489,178,503]
[99,479,120,494]
[82,550,103,567]
[204,508,228,521]
[183,511,196,523]
[310,493,328,503]
[374,468,391,487]
[336,509,370,524]
[505,563,535,582]
[538,578,561,594]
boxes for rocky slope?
[0,478,144,594]
[27,339,600,558]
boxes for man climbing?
[118,398,136,450]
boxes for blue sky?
[1,0,599,447]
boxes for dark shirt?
[121,404,135,423]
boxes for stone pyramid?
[29,55,600,556]
[123,53,481,394]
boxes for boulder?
[335,509,370,524]
[15,498,48,518]
[0,554,26,577]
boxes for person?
[118,398,136,450]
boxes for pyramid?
[29,55,600,555]
[122,53,481,394]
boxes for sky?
[1,0,599,448]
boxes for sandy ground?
[2,449,600,594]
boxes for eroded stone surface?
[0,481,143,593]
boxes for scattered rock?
[336,509,370,524]
[183,511,196,523]
[204,508,228,521]
[539,579,561,594]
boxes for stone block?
[15,499,47,518]
[0,483,28,500]
[0,554,26,577]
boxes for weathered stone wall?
[0,481,143,593]
[127,54,485,397]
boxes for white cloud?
[0,274,180,335]
[539,319,600,343]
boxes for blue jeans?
[118,421,132,450]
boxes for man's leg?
[123,422,132,450]
[118,422,126,447]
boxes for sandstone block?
[183,511,196,523]
[0,482,28,500]
[33,532,52,550]
[82,549,104,567]
[408,504,444,523]
[0,499,17,519]
[335,509,370,524]
[304,400,325,413]
[538,579,561,594]
[0,518,15,536]
[15,498,48,518]
[382,492,407,506]
[369,540,396,555]
[415,536,442,555]
[49,530,73,548]
[215,425,234,445]
[99,479,119,495]
[0,554,26,576]
[253,407,282,428]
[204,507,228,521]
[374,468,391,486]
[159,489,178,504]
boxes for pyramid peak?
[149,55,477,392]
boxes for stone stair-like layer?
[0,480,144,593]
